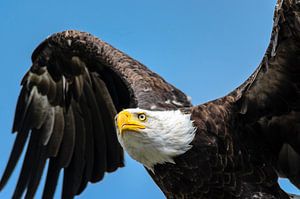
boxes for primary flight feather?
[1,0,300,198]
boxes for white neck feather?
[116,109,196,172]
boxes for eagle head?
[115,108,196,171]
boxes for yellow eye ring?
[138,113,147,121]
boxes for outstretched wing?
[232,0,300,189]
[0,31,192,199]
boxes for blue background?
[0,0,299,198]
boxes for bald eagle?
[1,0,300,198]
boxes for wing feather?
[58,106,76,168]
[91,74,123,172]
[1,30,192,198]
[46,107,65,157]
[12,131,39,199]
[230,0,300,190]
[75,95,94,195]
[42,160,61,199]
[83,81,107,182]
[24,139,47,199]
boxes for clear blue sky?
[0,0,299,198]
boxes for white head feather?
[115,108,196,171]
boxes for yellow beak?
[116,110,145,134]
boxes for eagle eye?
[137,113,147,121]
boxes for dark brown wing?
[231,0,300,189]
[0,31,192,199]
[149,1,300,198]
